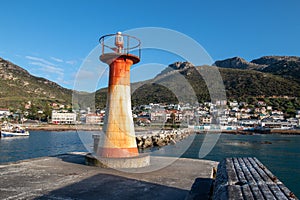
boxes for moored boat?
[0,123,30,137]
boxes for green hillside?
[95,62,300,108]
[1,56,300,113]
[0,57,72,110]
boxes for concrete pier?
[0,152,218,200]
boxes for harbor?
[1,0,300,199]
[0,146,298,199]
[0,130,299,198]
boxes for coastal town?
[1,98,300,132]
[1,1,300,199]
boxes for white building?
[219,116,228,126]
[86,113,103,124]
[229,101,238,107]
[296,110,300,119]
[0,108,10,116]
[52,111,76,124]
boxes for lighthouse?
[87,32,149,168]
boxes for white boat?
[0,123,30,137]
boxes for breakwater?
[1,131,299,197]
[136,129,192,149]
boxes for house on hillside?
[295,110,300,119]
[200,115,212,124]
[229,101,238,107]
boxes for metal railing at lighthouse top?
[99,33,141,60]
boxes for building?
[295,110,300,119]
[200,115,212,124]
[0,108,10,116]
[257,101,266,106]
[238,119,260,127]
[150,108,166,122]
[229,101,238,107]
[219,116,228,126]
[52,110,76,124]
[215,100,227,106]
[165,110,182,123]
[86,113,104,124]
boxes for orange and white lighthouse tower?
[97,32,141,158]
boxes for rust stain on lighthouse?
[98,32,140,158]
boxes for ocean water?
[0,131,299,197]
[0,131,87,163]
[182,133,300,197]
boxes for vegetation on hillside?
[94,62,300,111]
[1,56,300,117]
[0,57,72,112]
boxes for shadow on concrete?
[42,154,215,199]
[51,153,87,165]
[34,173,189,200]
[186,178,214,200]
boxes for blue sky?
[0,0,300,91]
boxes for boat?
[0,123,30,137]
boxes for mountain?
[1,56,300,112]
[218,67,300,98]
[252,56,300,82]
[214,57,263,70]
[0,57,72,110]
[214,56,300,83]
[95,61,300,108]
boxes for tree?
[43,103,52,122]
[170,112,176,125]
[27,104,38,120]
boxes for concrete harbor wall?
[0,152,218,200]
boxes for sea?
[0,130,299,197]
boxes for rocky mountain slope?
[214,56,300,83]
[214,57,263,70]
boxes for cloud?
[66,60,77,65]
[25,56,57,66]
[75,69,99,80]
[29,62,64,77]
[56,77,73,86]
[41,66,64,77]
[25,55,81,88]
[50,56,64,63]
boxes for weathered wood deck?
[213,157,298,200]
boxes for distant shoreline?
[25,124,300,135]
[26,124,102,131]
[196,129,300,135]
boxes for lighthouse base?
[85,153,150,169]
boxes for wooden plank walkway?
[213,157,298,200]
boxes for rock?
[170,138,176,145]
[143,137,153,148]
[136,128,192,149]
[214,57,262,70]
[135,136,143,148]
